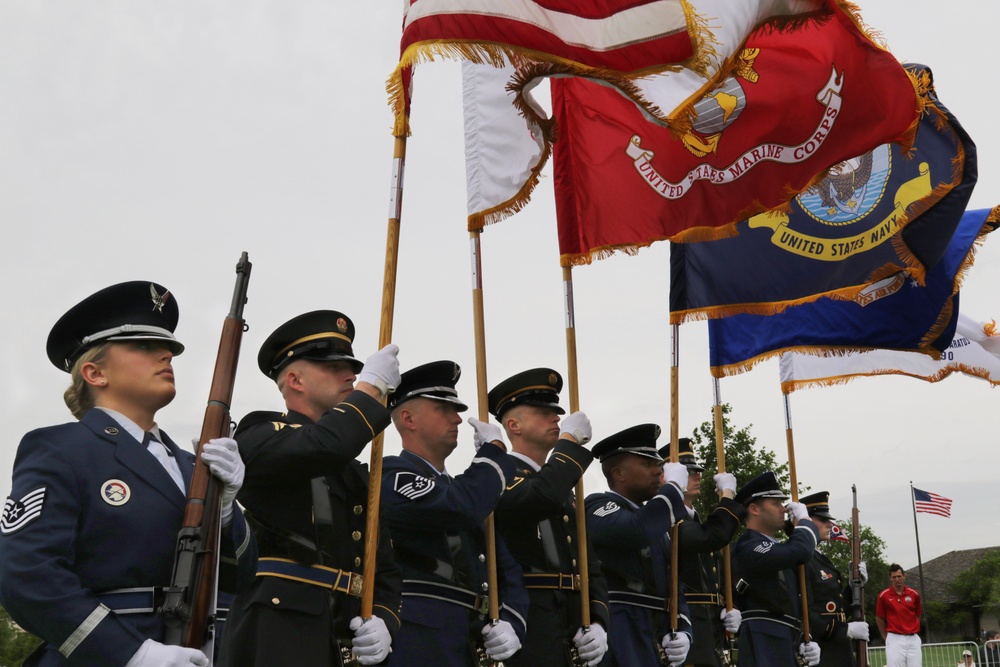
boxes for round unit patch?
[102,479,131,506]
[825,601,836,612]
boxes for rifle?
[161,252,252,655]
[850,484,868,667]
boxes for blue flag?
[707,207,997,376]
[669,64,976,323]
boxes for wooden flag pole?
[712,378,734,611]
[668,323,681,633]
[783,391,811,643]
[561,266,592,628]
[470,230,501,623]
[361,134,406,618]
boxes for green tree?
[688,403,790,518]
[0,604,42,667]
[686,403,891,628]
[951,550,1000,630]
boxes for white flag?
[779,313,1000,392]
[462,60,545,229]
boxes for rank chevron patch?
[593,501,620,517]
[1,487,46,535]
[393,472,435,500]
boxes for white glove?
[663,462,689,492]
[714,472,737,495]
[720,607,742,633]
[358,344,401,397]
[125,639,208,667]
[786,501,809,522]
[572,624,608,666]
[559,411,592,445]
[660,632,691,667]
[482,620,520,661]
[799,641,821,666]
[468,417,505,452]
[350,616,392,665]
[201,437,245,526]
[857,561,868,584]
[847,621,870,641]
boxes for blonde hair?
[63,342,111,419]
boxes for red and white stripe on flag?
[913,488,953,518]
[401,0,693,73]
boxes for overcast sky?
[1,1,996,574]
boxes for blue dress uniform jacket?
[493,441,611,666]
[381,444,529,667]
[730,519,821,667]
[677,499,746,666]
[585,485,692,667]
[220,392,402,667]
[0,409,255,667]
[805,550,855,666]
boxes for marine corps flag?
[669,64,974,320]
[706,207,997,376]
[552,4,919,264]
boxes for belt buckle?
[348,572,364,598]
[476,594,490,616]
[572,574,581,591]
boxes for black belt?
[890,632,918,636]
[742,609,800,630]
[523,573,581,591]
[685,592,721,605]
[96,587,230,618]
[256,558,363,597]
[402,579,489,615]
[609,590,669,612]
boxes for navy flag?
[669,64,976,323]
[706,207,997,376]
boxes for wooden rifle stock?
[851,484,868,667]
[162,252,252,652]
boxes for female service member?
[0,281,255,666]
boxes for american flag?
[913,487,953,518]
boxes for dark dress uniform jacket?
[805,549,855,666]
[381,444,529,667]
[220,392,402,667]
[493,441,610,666]
[0,409,255,667]
[731,519,821,667]
[585,485,692,667]
[677,499,746,666]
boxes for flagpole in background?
[711,378,734,614]
[668,323,681,634]
[361,132,407,619]
[909,481,930,636]
[469,229,502,628]
[782,392,811,643]
[561,266,592,630]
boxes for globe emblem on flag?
[682,76,748,158]
[797,144,892,225]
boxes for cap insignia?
[149,284,169,313]
[336,317,348,333]
[548,373,557,385]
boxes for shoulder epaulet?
[235,411,288,434]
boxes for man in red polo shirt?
[876,564,923,666]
